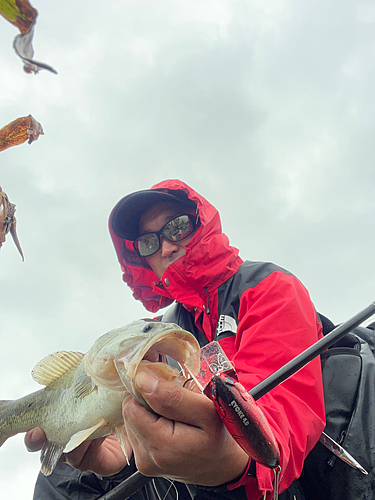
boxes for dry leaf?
[0,187,24,260]
[0,0,57,74]
[0,114,44,152]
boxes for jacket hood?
[109,179,243,313]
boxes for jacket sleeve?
[227,270,325,499]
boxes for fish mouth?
[114,324,200,403]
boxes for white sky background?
[1,0,375,497]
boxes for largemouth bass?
[0,319,200,476]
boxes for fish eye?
[142,323,154,333]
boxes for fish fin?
[114,424,131,466]
[64,418,107,453]
[32,351,85,386]
[74,371,97,399]
[40,441,65,476]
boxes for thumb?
[25,428,46,452]
[134,367,217,427]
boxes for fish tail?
[0,389,46,445]
[0,400,12,447]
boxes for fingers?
[122,389,249,484]
[64,440,94,470]
[133,369,218,427]
[122,375,224,476]
[24,428,46,452]
[121,368,250,485]
[65,435,129,477]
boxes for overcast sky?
[1,0,375,497]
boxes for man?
[26,179,325,500]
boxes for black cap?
[111,189,197,240]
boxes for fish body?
[0,319,200,475]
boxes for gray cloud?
[0,1,374,497]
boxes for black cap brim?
[111,189,196,241]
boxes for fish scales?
[0,356,125,459]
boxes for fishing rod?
[99,300,375,500]
[249,301,375,399]
[99,470,148,500]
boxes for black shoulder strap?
[162,302,208,347]
[317,313,335,335]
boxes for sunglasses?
[134,214,199,257]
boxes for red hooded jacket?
[109,179,325,500]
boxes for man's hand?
[123,367,249,486]
[24,366,249,485]
[25,428,46,453]
[24,429,131,477]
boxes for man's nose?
[160,237,179,257]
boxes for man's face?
[139,202,196,279]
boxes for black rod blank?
[99,471,149,500]
[250,301,375,400]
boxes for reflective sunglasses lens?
[163,215,194,242]
[136,233,160,257]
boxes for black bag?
[300,321,375,500]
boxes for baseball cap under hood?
[111,188,197,241]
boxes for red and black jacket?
[109,179,325,499]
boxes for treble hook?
[262,465,282,500]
